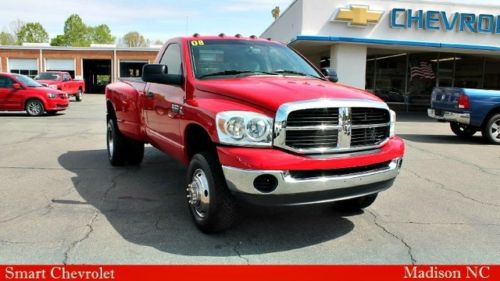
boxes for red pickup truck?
[105,35,405,233]
[35,71,85,101]
[0,72,69,116]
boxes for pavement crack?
[405,169,500,208]
[367,210,417,265]
[63,212,99,265]
[232,241,250,264]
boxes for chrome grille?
[274,100,391,155]
[351,108,390,125]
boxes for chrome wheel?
[107,123,114,158]
[490,120,500,140]
[26,100,43,116]
[187,169,210,218]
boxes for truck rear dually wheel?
[186,152,237,233]
[450,122,477,138]
[76,89,83,102]
[482,114,500,145]
[334,194,378,212]
[107,118,144,166]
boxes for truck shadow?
[399,134,487,145]
[58,148,354,257]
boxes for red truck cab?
[105,36,405,233]
[35,71,85,101]
[0,72,69,116]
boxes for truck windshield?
[189,40,323,80]
[15,75,43,87]
[35,73,61,81]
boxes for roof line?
[291,35,500,52]
[260,0,300,37]
[0,46,160,52]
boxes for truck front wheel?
[482,114,500,144]
[450,122,477,138]
[186,152,237,233]
[334,194,378,212]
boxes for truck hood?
[195,76,382,112]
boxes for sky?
[2,0,497,44]
[0,0,294,42]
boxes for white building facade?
[262,0,500,110]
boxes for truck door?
[143,43,185,153]
[63,73,74,93]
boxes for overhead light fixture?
[430,57,462,63]
[367,53,407,62]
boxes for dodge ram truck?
[428,87,500,144]
[105,35,405,233]
[35,71,85,101]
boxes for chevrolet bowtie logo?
[334,5,383,27]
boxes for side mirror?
[12,83,22,90]
[142,64,183,85]
[321,68,338,83]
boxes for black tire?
[107,118,145,166]
[25,99,45,116]
[482,114,500,145]
[75,89,83,102]
[334,194,378,212]
[186,152,237,233]
[107,118,128,166]
[450,122,477,138]
[126,139,145,165]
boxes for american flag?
[410,61,435,80]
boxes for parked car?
[428,87,500,144]
[35,71,85,101]
[0,72,69,116]
[105,35,405,233]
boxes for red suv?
[0,73,69,116]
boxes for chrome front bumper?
[222,158,402,205]
[427,109,470,125]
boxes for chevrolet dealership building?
[262,0,500,110]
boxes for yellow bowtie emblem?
[335,5,383,26]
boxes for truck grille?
[275,106,391,154]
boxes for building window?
[454,55,484,89]
[484,57,500,90]
[373,53,407,105]
[120,61,147,78]
[10,69,38,78]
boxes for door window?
[160,44,182,75]
[0,76,13,88]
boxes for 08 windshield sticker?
[190,40,205,46]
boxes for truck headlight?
[216,111,273,147]
[390,110,396,137]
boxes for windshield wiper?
[199,70,277,79]
[272,70,318,78]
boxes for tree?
[9,19,24,44]
[50,35,67,46]
[122,31,148,47]
[90,24,115,44]
[62,14,91,46]
[17,22,49,43]
[153,40,164,45]
[0,31,16,45]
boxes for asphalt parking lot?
[0,94,499,264]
